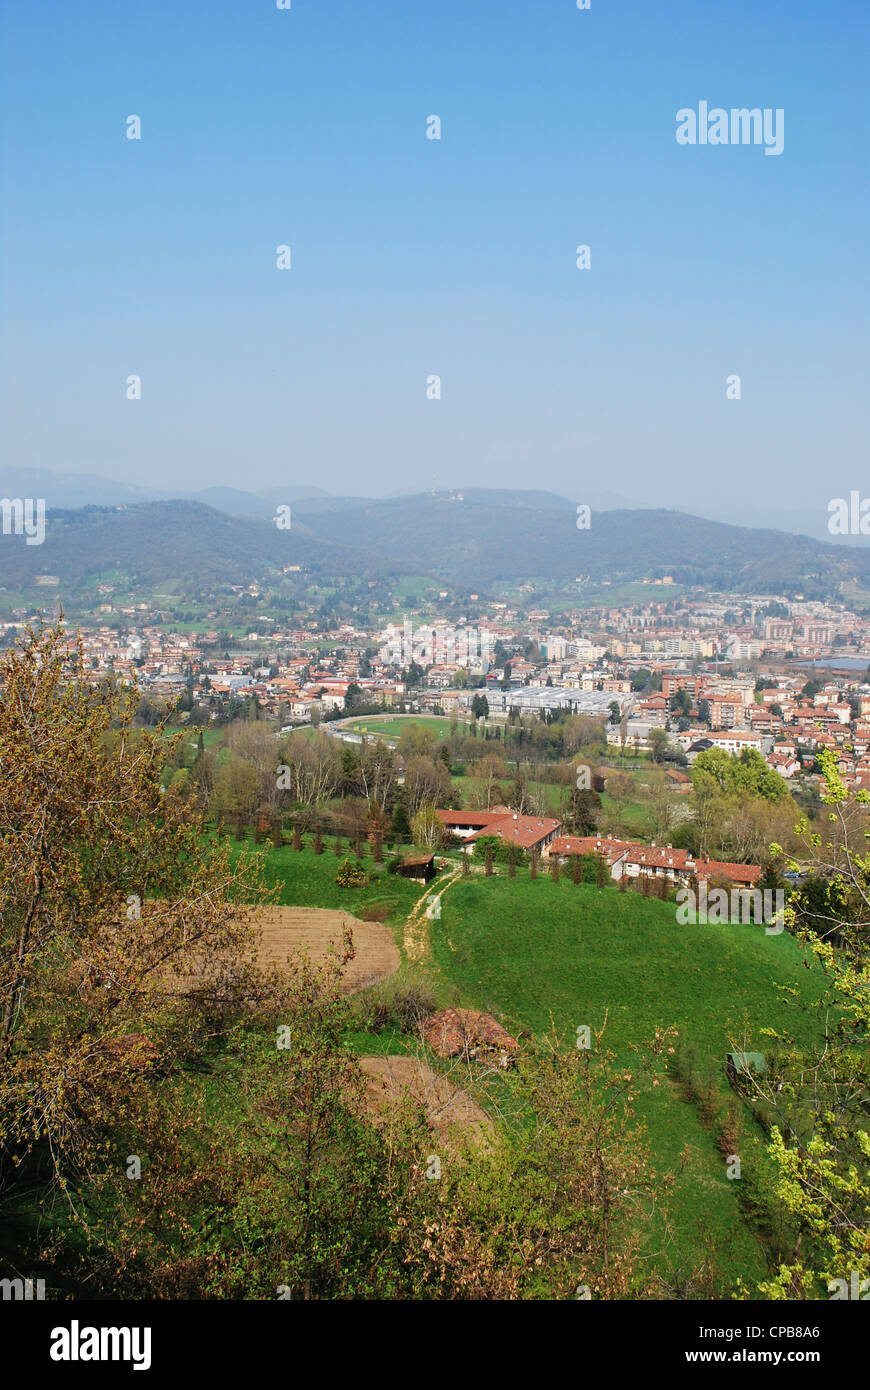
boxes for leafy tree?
[562,786,602,836]
[692,747,790,803]
[648,728,672,764]
[754,749,870,1298]
[410,804,446,853]
[0,620,265,1199]
[390,800,412,843]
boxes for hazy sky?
[1,0,867,531]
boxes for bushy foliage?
[335,857,367,888]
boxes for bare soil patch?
[251,906,400,992]
[359,1054,492,1147]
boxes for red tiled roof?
[691,858,762,885]
[623,846,691,870]
[551,835,630,860]
[437,809,561,850]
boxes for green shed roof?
[726,1051,767,1073]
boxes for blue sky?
[1,0,867,530]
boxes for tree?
[403,755,451,817]
[276,730,341,827]
[648,728,671,764]
[410,803,446,853]
[468,753,508,811]
[752,748,870,1298]
[391,800,412,844]
[402,661,424,688]
[692,747,789,804]
[562,786,602,836]
[0,620,265,1195]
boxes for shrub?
[716,1100,741,1159]
[335,857,367,888]
[472,835,526,867]
[353,973,437,1034]
[386,855,403,875]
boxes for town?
[9,586,868,796]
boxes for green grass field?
[342,714,460,741]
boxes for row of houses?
[433,812,761,889]
[549,835,762,889]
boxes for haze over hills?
[1,467,849,544]
[0,468,330,517]
[2,483,870,604]
[0,500,390,593]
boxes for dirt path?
[402,868,462,963]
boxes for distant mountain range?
[0,468,330,517]
[1,470,869,603]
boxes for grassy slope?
[232,841,831,1294]
[427,872,829,1292]
[231,839,422,923]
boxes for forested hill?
[0,494,865,600]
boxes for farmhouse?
[436,809,562,856]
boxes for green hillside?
[262,841,831,1295]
